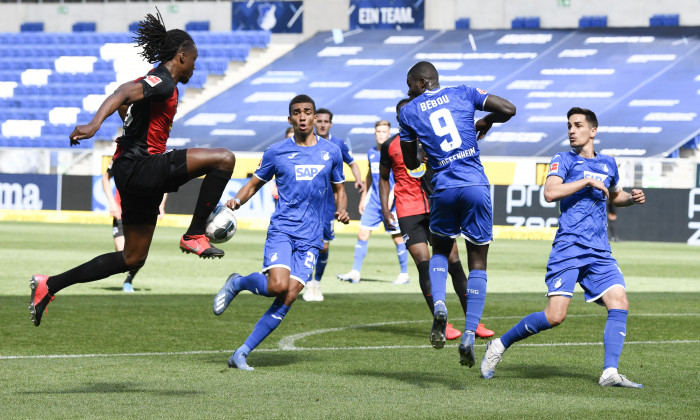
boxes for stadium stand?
[0,30,269,149]
[170,27,700,158]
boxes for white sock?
[602,367,618,379]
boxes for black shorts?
[112,149,188,225]
[112,218,124,238]
[398,213,431,247]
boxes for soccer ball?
[205,204,237,243]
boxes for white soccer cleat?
[392,273,410,285]
[599,373,644,388]
[303,280,324,302]
[480,338,505,379]
[338,270,360,284]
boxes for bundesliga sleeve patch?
[476,88,487,95]
[549,162,559,174]
[144,75,162,87]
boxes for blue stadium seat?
[455,18,470,29]
[512,17,540,29]
[579,15,608,28]
[73,22,97,33]
[649,14,679,27]
[186,21,210,32]
[20,22,44,33]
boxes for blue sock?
[242,300,290,353]
[603,309,628,370]
[500,311,552,348]
[396,242,408,274]
[352,239,368,272]
[234,272,269,296]
[314,249,329,281]
[428,254,448,306]
[464,270,487,332]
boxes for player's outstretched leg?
[598,373,643,388]
[213,273,242,315]
[180,235,224,259]
[458,330,476,368]
[29,274,55,327]
[430,300,447,349]
[228,348,254,371]
[480,338,506,379]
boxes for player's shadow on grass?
[205,352,301,370]
[350,369,469,391]
[505,363,592,381]
[18,381,203,396]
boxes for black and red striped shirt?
[380,134,432,218]
[114,65,178,160]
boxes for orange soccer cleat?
[446,323,462,340]
[475,323,495,338]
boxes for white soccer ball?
[205,204,237,243]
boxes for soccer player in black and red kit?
[378,98,494,340]
[28,10,235,326]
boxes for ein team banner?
[350,0,425,30]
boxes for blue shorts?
[429,185,492,244]
[322,213,335,242]
[545,242,626,303]
[262,231,320,286]
[359,195,400,234]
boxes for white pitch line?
[2,340,699,361]
[2,313,699,361]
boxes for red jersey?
[380,134,432,218]
[114,65,178,160]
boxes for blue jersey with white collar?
[547,151,620,251]
[323,134,354,217]
[399,85,490,191]
[255,136,345,247]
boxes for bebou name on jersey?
[419,95,450,112]
[295,165,325,180]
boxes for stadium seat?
[186,21,210,32]
[455,18,470,29]
[579,15,608,28]
[73,22,97,33]
[20,22,44,33]
[512,17,540,29]
[649,14,680,27]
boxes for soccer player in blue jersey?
[303,108,365,301]
[399,61,516,367]
[337,120,410,285]
[481,107,645,388]
[211,95,350,370]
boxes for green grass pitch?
[1,221,699,419]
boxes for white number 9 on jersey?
[429,108,462,152]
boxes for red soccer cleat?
[446,323,462,340]
[180,234,225,259]
[475,323,495,338]
[29,274,55,327]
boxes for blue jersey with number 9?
[399,85,490,191]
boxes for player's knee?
[546,311,566,327]
[122,253,147,269]
[216,148,236,171]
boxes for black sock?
[185,169,233,237]
[608,219,617,239]
[417,260,434,313]
[449,261,468,314]
[124,268,140,284]
[47,252,129,294]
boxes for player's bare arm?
[349,162,366,193]
[378,164,397,230]
[400,140,419,170]
[332,182,350,224]
[101,171,121,219]
[543,174,609,203]
[227,176,266,210]
[70,81,145,143]
[359,167,372,214]
[475,95,517,140]
[610,188,645,207]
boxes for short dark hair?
[316,108,333,121]
[408,61,438,83]
[395,98,412,115]
[289,94,316,116]
[567,107,598,128]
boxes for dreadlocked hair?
[133,8,195,64]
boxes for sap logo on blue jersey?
[295,165,325,180]
[583,170,607,183]
[370,161,380,174]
